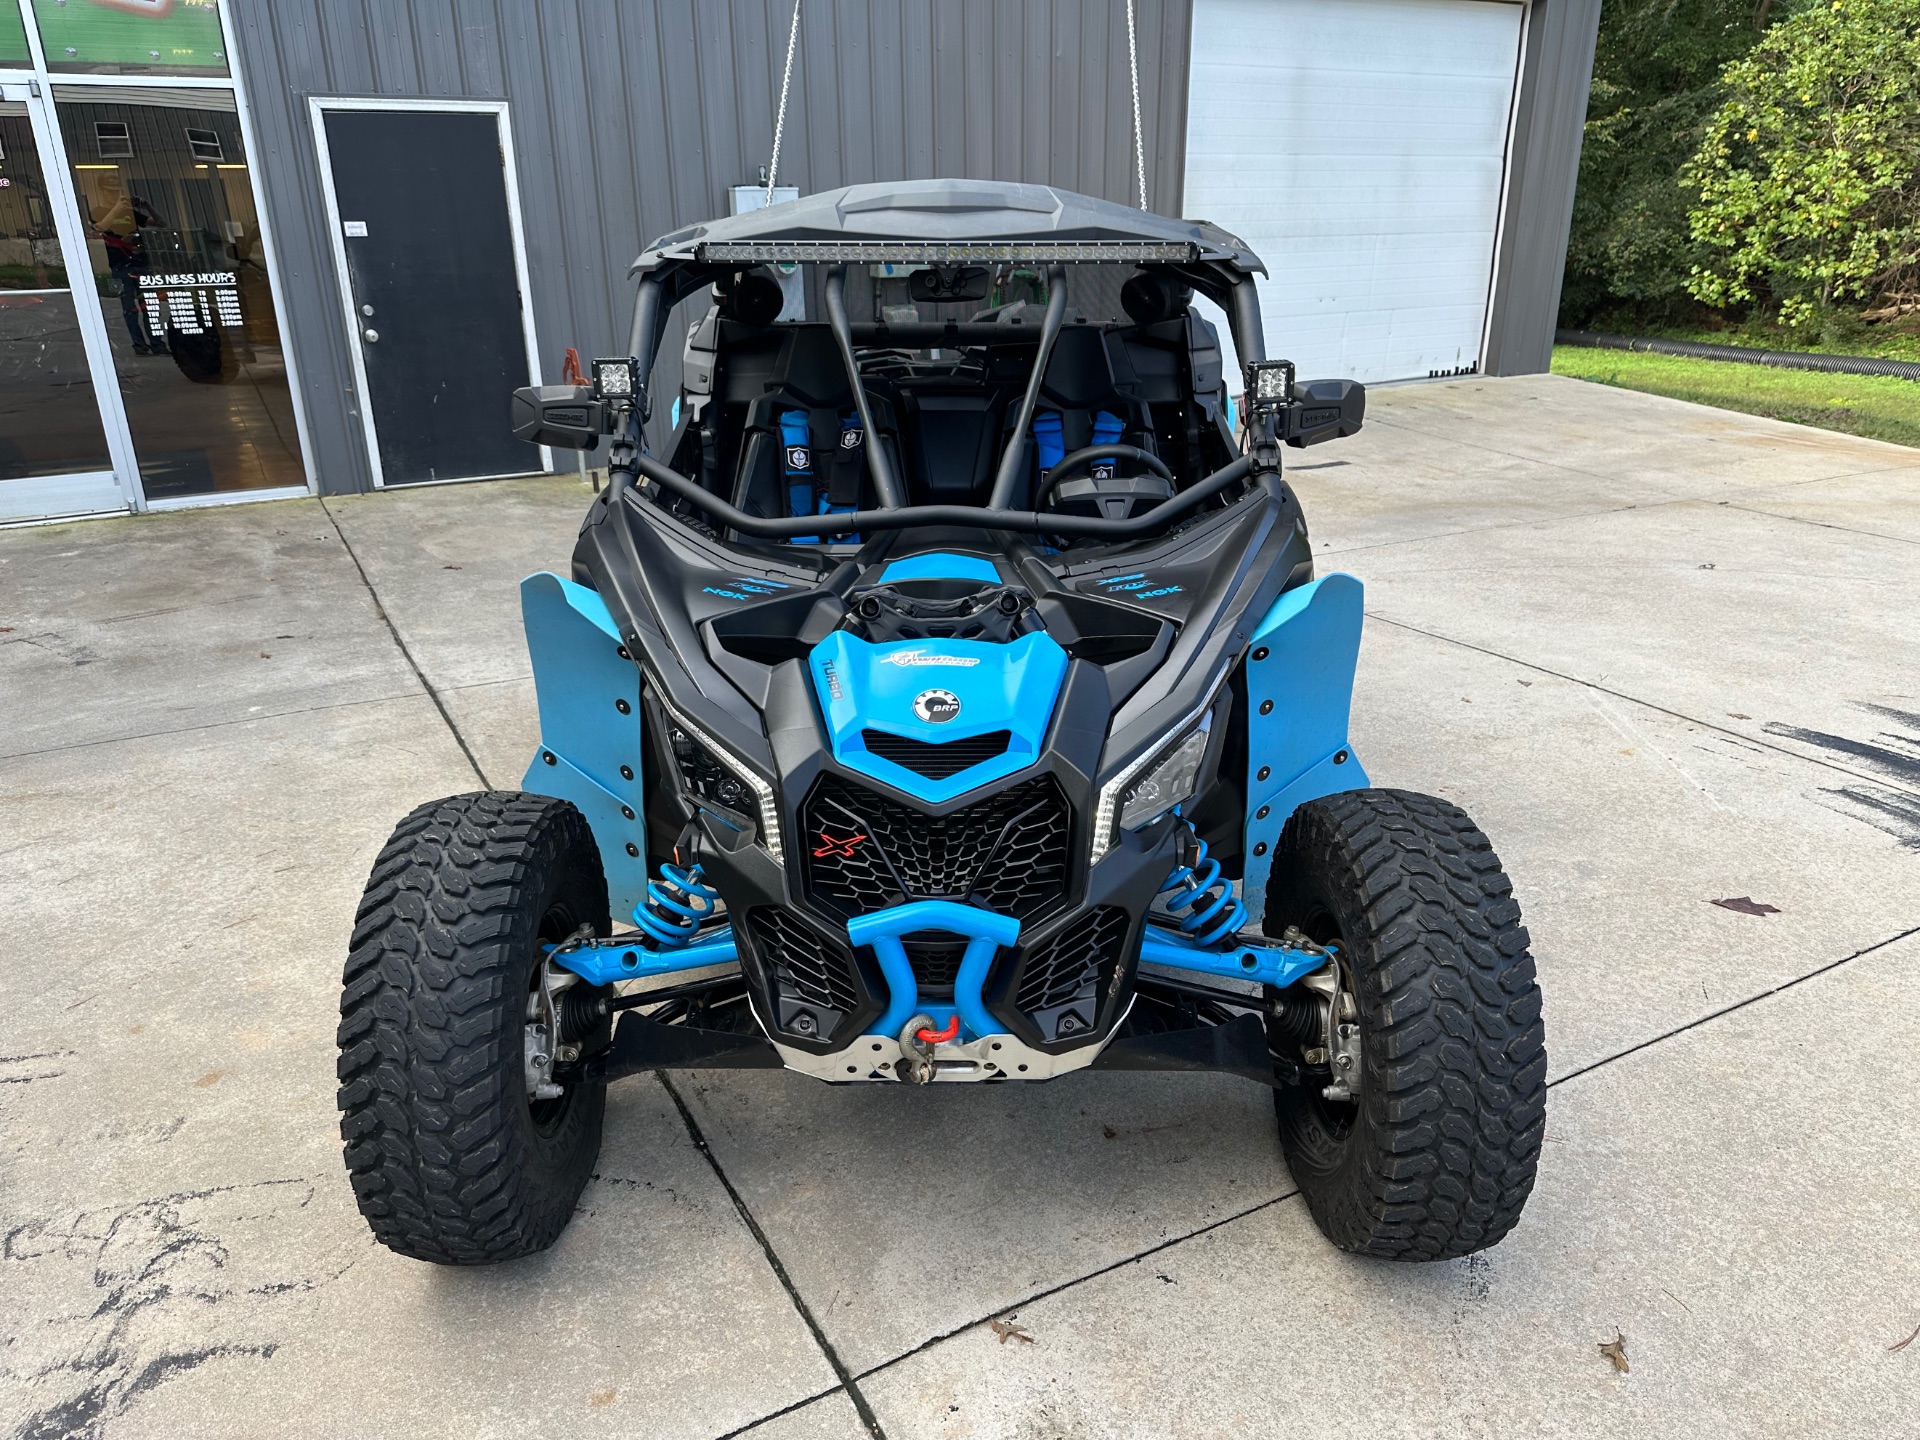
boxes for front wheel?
[1265,789,1546,1260]
[336,792,611,1264]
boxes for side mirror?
[1283,379,1365,447]
[511,385,605,451]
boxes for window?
[184,126,221,160]
[33,0,229,77]
[94,119,131,157]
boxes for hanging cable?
[765,0,802,205]
[1126,0,1148,210]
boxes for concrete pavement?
[3,375,1917,1438]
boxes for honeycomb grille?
[802,773,1071,920]
[1017,906,1130,1014]
[901,930,969,999]
[745,906,859,1016]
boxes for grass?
[1551,344,1920,450]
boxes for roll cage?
[512,183,1361,546]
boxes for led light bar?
[696,241,1199,265]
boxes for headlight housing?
[655,697,785,862]
[1090,709,1214,862]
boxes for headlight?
[654,696,784,863]
[1091,709,1214,862]
[1118,725,1209,830]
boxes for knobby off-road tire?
[337,791,611,1264]
[1265,789,1546,1260]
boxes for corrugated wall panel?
[228,0,1195,494]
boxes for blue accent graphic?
[848,900,1021,1041]
[547,926,739,987]
[878,552,1001,586]
[1240,573,1370,921]
[1139,924,1327,991]
[520,572,649,921]
[809,631,1069,802]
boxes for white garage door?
[1184,0,1525,386]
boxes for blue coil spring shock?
[634,861,721,949]
[1158,828,1248,948]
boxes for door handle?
[363,328,379,343]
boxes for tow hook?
[897,1014,940,1085]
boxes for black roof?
[630,178,1264,277]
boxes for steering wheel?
[1035,444,1175,510]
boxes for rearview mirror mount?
[908,265,991,304]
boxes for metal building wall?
[226,0,1195,497]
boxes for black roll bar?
[629,450,1253,541]
[823,266,908,509]
[986,265,1069,510]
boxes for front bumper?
[553,907,1328,1084]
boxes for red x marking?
[812,830,867,859]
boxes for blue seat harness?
[780,410,863,543]
[1034,409,1125,480]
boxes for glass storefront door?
[55,87,302,498]
[1,0,309,524]
[0,81,126,521]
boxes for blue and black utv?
[337,181,1545,1266]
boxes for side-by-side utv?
[336,180,1545,1266]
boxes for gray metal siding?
[228,0,1194,496]
[1483,0,1600,375]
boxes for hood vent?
[861,728,1011,780]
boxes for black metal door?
[323,109,536,485]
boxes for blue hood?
[808,631,1069,801]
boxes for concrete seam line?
[710,1384,850,1440]
[1557,330,1920,382]
[851,1186,1301,1383]
[1545,921,1920,1091]
[1723,502,1920,551]
[1366,613,1920,800]
[657,1074,890,1440]
[319,498,492,789]
[0,687,434,764]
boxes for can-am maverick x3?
[337,180,1545,1266]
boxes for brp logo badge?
[913,689,961,724]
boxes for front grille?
[901,929,969,999]
[746,906,859,1028]
[803,773,1071,921]
[861,728,1011,780]
[1016,906,1130,1040]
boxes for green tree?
[1560,1,1781,326]
[1684,0,1920,329]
